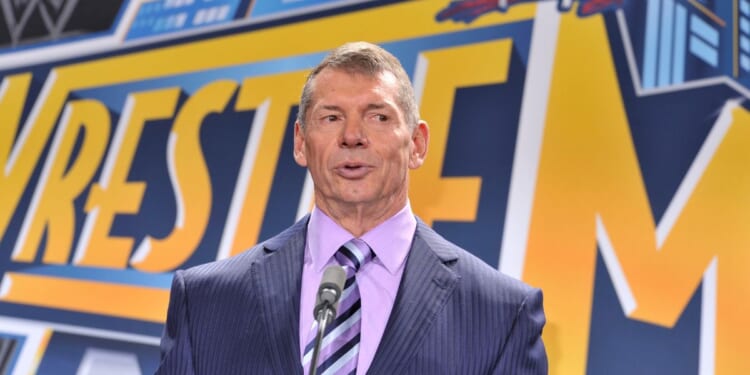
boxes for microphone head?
[314,265,347,318]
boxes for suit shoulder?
[456,248,539,303]
[415,220,539,304]
[178,243,261,283]
[179,216,308,286]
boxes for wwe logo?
[1,0,79,46]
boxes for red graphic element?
[579,0,626,17]
[436,0,628,23]
[436,0,529,23]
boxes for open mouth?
[336,163,371,178]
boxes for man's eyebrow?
[317,103,391,112]
[318,105,343,112]
[365,103,387,111]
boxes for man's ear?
[293,121,308,167]
[409,121,429,169]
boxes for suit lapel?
[251,218,308,374]
[368,221,459,372]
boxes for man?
[156,41,547,374]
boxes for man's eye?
[374,114,388,122]
[323,115,339,122]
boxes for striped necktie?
[303,239,373,375]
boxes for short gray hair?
[296,41,419,129]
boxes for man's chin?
[336,193,376,206]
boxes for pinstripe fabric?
[368,223,547,374]
[156,216,547,375]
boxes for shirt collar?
[306,202,416,275]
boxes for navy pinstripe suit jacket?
[156,216,547,374]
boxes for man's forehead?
[310,71,399,104]
[315,66,397,84]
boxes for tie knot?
[335,239,372,272]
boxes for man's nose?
[340,119,368,148]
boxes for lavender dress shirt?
[299,204,416,374]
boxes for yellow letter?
[520,12,750,375]
[0,74,40,242]
[130,81,238,271]
[216,71,309,259]
[12,100,110,263]
[75,88,180,268]
[410,40,512,224]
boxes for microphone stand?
[308,265,344,375]
[309,304,335,375]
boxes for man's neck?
[315,196,407,237]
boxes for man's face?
[293,68,428,214]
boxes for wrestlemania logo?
[0,0,748,374]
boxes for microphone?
[314,265,346,320]
[309,265,346,375]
